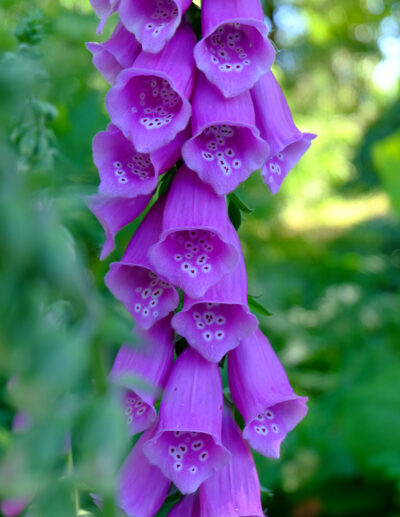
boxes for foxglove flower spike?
[199,405,264,517]
[106,24,196,153]
[105,196,179,329]
[172,232,257,363]
[93,123,190,198]
[119,0,192,54]
[86,23,140,84]
[87,192,151,260]
[143,348,231,494]
[182,73,268,195]
[228,329,308,458]
[109,317,174,435]
[194,0,275,97]
[148,164,239,298]
[118,425,170,517]
[251,71,316,194]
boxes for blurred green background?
[0,1,399,516]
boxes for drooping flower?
[106,24,196,153]
[199,405,264,517]
[143,347,231,494]
[90,0,120,34]
[168,494,200,517]
[118,425,171,517]
[92,123,190,198]
[86,23,140,85]
[119,0,192,54]
[109,317,174,436]
[194,0,275,98]
[172,233,257,363]
[148,164,239,299]
[105,196,179,329]
[182,73,268,196]
[87,192,152,260]
[251,71,317,194]
[228,329,308,458]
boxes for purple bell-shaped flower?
[143,348,231,494]
[228,329,308,458]
[194,0,275,98]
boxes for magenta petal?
[168,494,200,517]
[93,123,189,198]
[90,0,120,34]
[86,23,140,84]
[1,498,31,517]
[118,425,170,517]
[182,74,268,195]
[194,0,275,98]
[172,236,257,363]
[228,329,308,458]
[87,193,151,260]
[143,348,231,494]
[199,406,263,517]
[12,411,30,433]
[105,197,179,329]
[110,318,174,435]
[106,24,196,153]
[119,0,192,53]
[148,165,239,298]
[90,0,112,18]
[251,71,317,194]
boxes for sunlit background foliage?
[0,0,399,516]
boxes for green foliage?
[0,1,399,517]
[372,130,400,214]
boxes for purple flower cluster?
[88,1,314,515]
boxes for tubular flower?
[172,233,257,363]
[90,0,120,34]
[194,0,275,98]
[168,494,200,517]
[86,22,140,85]
[182,73,268,196]
[92,123,190,197]
[109,317,174,436]
[106,24,196,153]
[148,164,239,298]
[251,71,317,194]
[105,196,179,330]
[143,348,231,494]
[199,405,264,517]
[87,192,152,260]
[119,0,192,54]
[228,329,308,458]
[118,425,171,517]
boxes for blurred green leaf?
[248,295,273,317]
[372,130,400,215]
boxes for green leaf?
[372,130,400,215]
[157,164,178,197]
[228,192,254,214]
[228,198,241,230]
[248,295,273,317]
[164,486,183,505]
